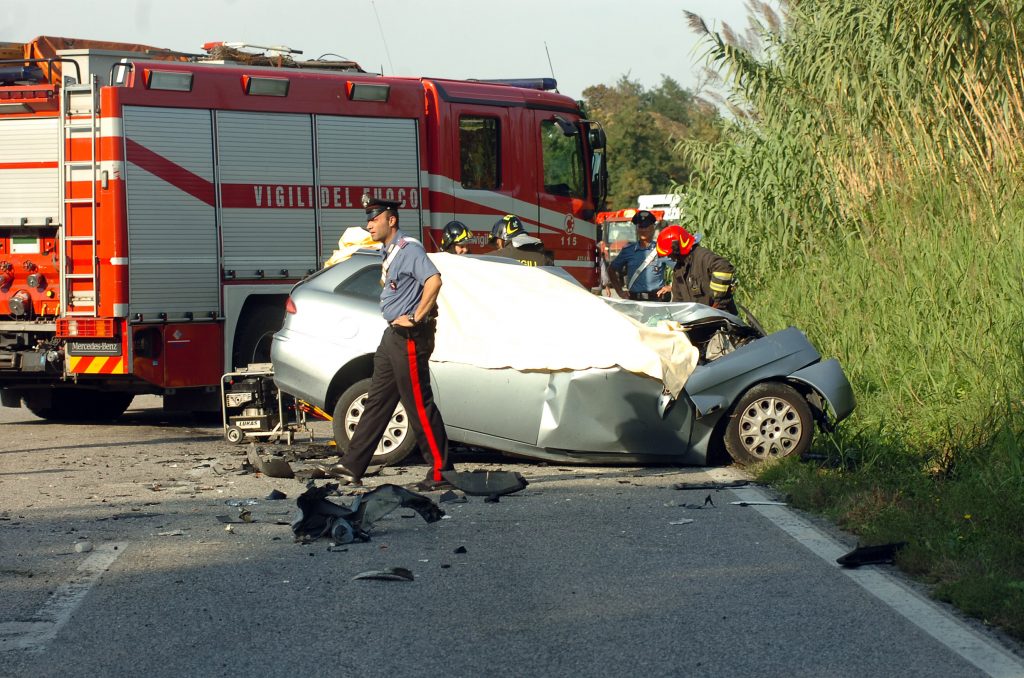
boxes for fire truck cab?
[0,37,608,420]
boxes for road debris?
[291,482,444,545]
[729,500,787,507]
[265,489,288,500]
[837,542,908,568]
[247,444,295,479]
[672,480,751,491]
[74,541,93,553]
[157,530,184,537]
[438,490,468,504]
[352,567,414,582]
[669,518,695,525]
[453,546,467,554]
[442,470,528,497]
[225,499,259,507]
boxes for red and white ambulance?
[0,36,608,419]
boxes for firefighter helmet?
[656,225,697,257]
[440,220,472,251]
[490,214,526,243]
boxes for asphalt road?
[1,396,1022,678]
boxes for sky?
[1,0,752,100]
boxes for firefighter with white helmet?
[655,224,737,314]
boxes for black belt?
[389,317,436,338]
[631,291,663,301]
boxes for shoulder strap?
[626,247,660,290]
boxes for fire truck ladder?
[58,75,100,318]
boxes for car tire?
[332,378,416,466]
[723,382,813,465]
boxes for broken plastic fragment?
[225,498,259,507]
[352,567,414,582]
[669,518,694,525]
[438,490,468,504]
[672,480,750,491]
[729,500,786,506]
[265,489,288,500]
[453,546,467,554]
[247,445,295,479]
[837,542,908,568]
[443,470,527,497]
[291,482,445,543]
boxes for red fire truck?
[0,36,608,420]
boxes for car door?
[431,364,547,446]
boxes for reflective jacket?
[670,244,736,313]
[490,238,554,267]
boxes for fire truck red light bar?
[56,318,116,338]
[244,75,289,97]
[347,82,389,102]
[144,69,194,92]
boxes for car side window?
[333,264,382,300]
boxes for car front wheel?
[332,378,416,466]
[724,382,813,465]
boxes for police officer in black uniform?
[324,195,455,491]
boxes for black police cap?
[362,193,401,219]
[631,210,657,228]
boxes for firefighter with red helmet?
[655,225,737,314]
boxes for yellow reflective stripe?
[712,271,734,280]
[709,281,731,293]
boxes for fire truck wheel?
[233,304,285,369]
[332,378,415,466]
[25,389,134,422]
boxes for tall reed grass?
[679,0,1024,636]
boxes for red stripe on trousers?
[406,337,443,481]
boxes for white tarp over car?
[428,254,699,396]
[325,228,699,396]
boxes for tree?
[582,75,721,207]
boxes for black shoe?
[317,462,362,485]
[408,477,455,492]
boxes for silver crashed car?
[271,251,855,466]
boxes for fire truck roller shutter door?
[216,111,317,279]
[315,116,421,264]
[122,107,220,321]
[0,117,60,227]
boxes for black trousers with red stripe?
[342,322,451,481]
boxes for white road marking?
[0,542,127,653]
[733,487,1024,678]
